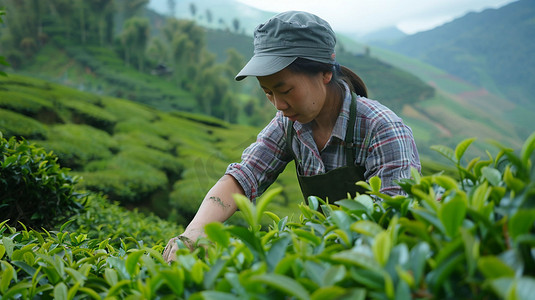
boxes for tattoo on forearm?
[209,196,230,209]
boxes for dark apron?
[286,93,367,204]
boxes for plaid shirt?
[226,85,421,201]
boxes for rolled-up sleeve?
[225,112,292,201]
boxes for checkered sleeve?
[365,120,421,196]
[225,112,293,201]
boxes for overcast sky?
[237,0,517,35]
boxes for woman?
[163,11,420,262]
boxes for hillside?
[376,0,535,108]
[0,73,302,226]
[337,29,532,162]
[1,0,529,171]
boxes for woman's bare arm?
[162,174,244,262]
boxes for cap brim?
[235,56,297,81]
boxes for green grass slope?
[0,73,302,226]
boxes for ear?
[323,71,333,84]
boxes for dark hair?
[286,58,368,98]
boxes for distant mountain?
[359,26,407,43]
[374,0,535,107]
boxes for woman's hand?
[162,175,242,263]
[162,235,195,263]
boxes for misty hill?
[375,0,535,107]
[148,0,274,35]
[359,26,407,43]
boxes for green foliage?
[68,194,183,247]
[0,136,84,228]
[75,154,170,203]
[0,90,53,115]
[36,124,116,168]
[0,8,7,76]
[0,134,533,298]
[0,109,49,139]
[59,99,117,133]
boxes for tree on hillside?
[1,0,42,58]
[88,0,116,46]
[205,9,213,24]
[189,3,197,18]
[0,9,9,76]
[167,0,176,17]
[146,37,168,65]
[163,19,205,88]
[232,18,240,33]
[121,17,150,71]
[74,0,87,43]
[48,0,75,40]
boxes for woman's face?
[257,68,332,124]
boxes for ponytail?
[339,65,367,98]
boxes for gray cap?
[235,11,336,81]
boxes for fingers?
[162,237,178,264]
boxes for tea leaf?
[311,286,348,300]
[2,237,14,259]
[370,176,381,193]
[191,260,205,284]
[431,145,456,164]
[434,175,458,191]
[408,242,430,285]
[249,273,310,300]
[503,166,526,192]
[478,256,515,279]
[373,231,392,266]
[2,281,32,300]
[323,265,346,286]
[455,138,476,163]
[53,282,68,300]
[482,166,502,186]
[203,259,227,289]
[233,194,256,228]
[104,268,118,287]
[350,220,383,237]
[198,291,240,300]
[205,222,230,248]
[439,194,466,238]
[125,250,144,276]
[520,131,535,166]
[0,261,16,293]
[509,210,535,239]
[79,287,101,299]
[256,187,281,226]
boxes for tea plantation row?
[1,130,534,298]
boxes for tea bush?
[0,90,53,115]
[75,156,169,203]
[0,134,84,229]
[0,109,49,139]
[35,124,116,168]
[0,134,534,299]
